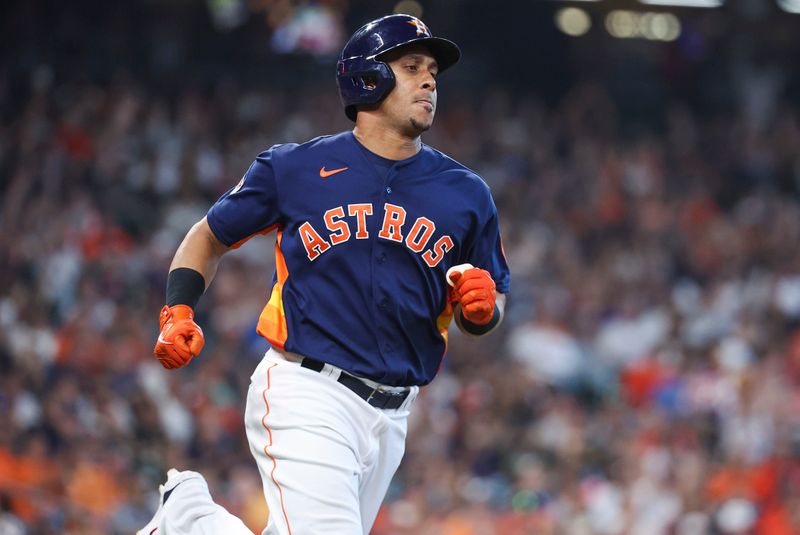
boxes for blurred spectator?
[2,1,800,534]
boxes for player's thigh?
[358,412,409,534]
[244,358,364,535]
[249,427,363,535]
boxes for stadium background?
[2,0,800,533]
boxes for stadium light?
[555,7,592,36]
[777,0,800,12]
[638,0,722,7]
[605,10,681,41]
[548,0,722,5]
[393,0,424,17]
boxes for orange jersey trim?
[435,299,455,377]
[257,229,289,348]
[436,299,455,349]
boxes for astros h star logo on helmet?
[406,17,430,36]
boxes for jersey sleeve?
[465,195,510,294]
[206,149,282,247]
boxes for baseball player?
[139,13,510,535]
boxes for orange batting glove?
[153,305,205,369]
[450,268,497,325]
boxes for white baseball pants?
[140,471,254,535]
[150,348,416,535]
[243,348,418,535]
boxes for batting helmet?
[336,14,461,121]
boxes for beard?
[409,116,432,134]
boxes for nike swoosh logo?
[320,166,349,178]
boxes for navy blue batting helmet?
[336,14,461,121]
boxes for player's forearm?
[455,293,506,337]
[154,217,224,368]
[169,217,229,291]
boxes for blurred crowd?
[3,14,800,535]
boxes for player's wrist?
[164,304,196,320]
[166,267,206,308]
[457,304,500,335]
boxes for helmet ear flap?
[336,59,396,121]
[346,74,378,91]
[358,75,378,91]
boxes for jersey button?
[385,186,392,194]
[378,253,386,263]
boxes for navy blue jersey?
[207,131,509,386]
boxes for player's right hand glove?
[153,305,205,369]
[449,268,497,325]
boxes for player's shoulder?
[422,145,491,192]
[266,131,351,158]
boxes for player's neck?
[352,121,421,161]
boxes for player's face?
[381,46,439,135]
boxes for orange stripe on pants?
[260,363,293,535]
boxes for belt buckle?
[365,385,381,404]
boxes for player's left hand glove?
[449,268,497,325]
[153,305,205,369]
